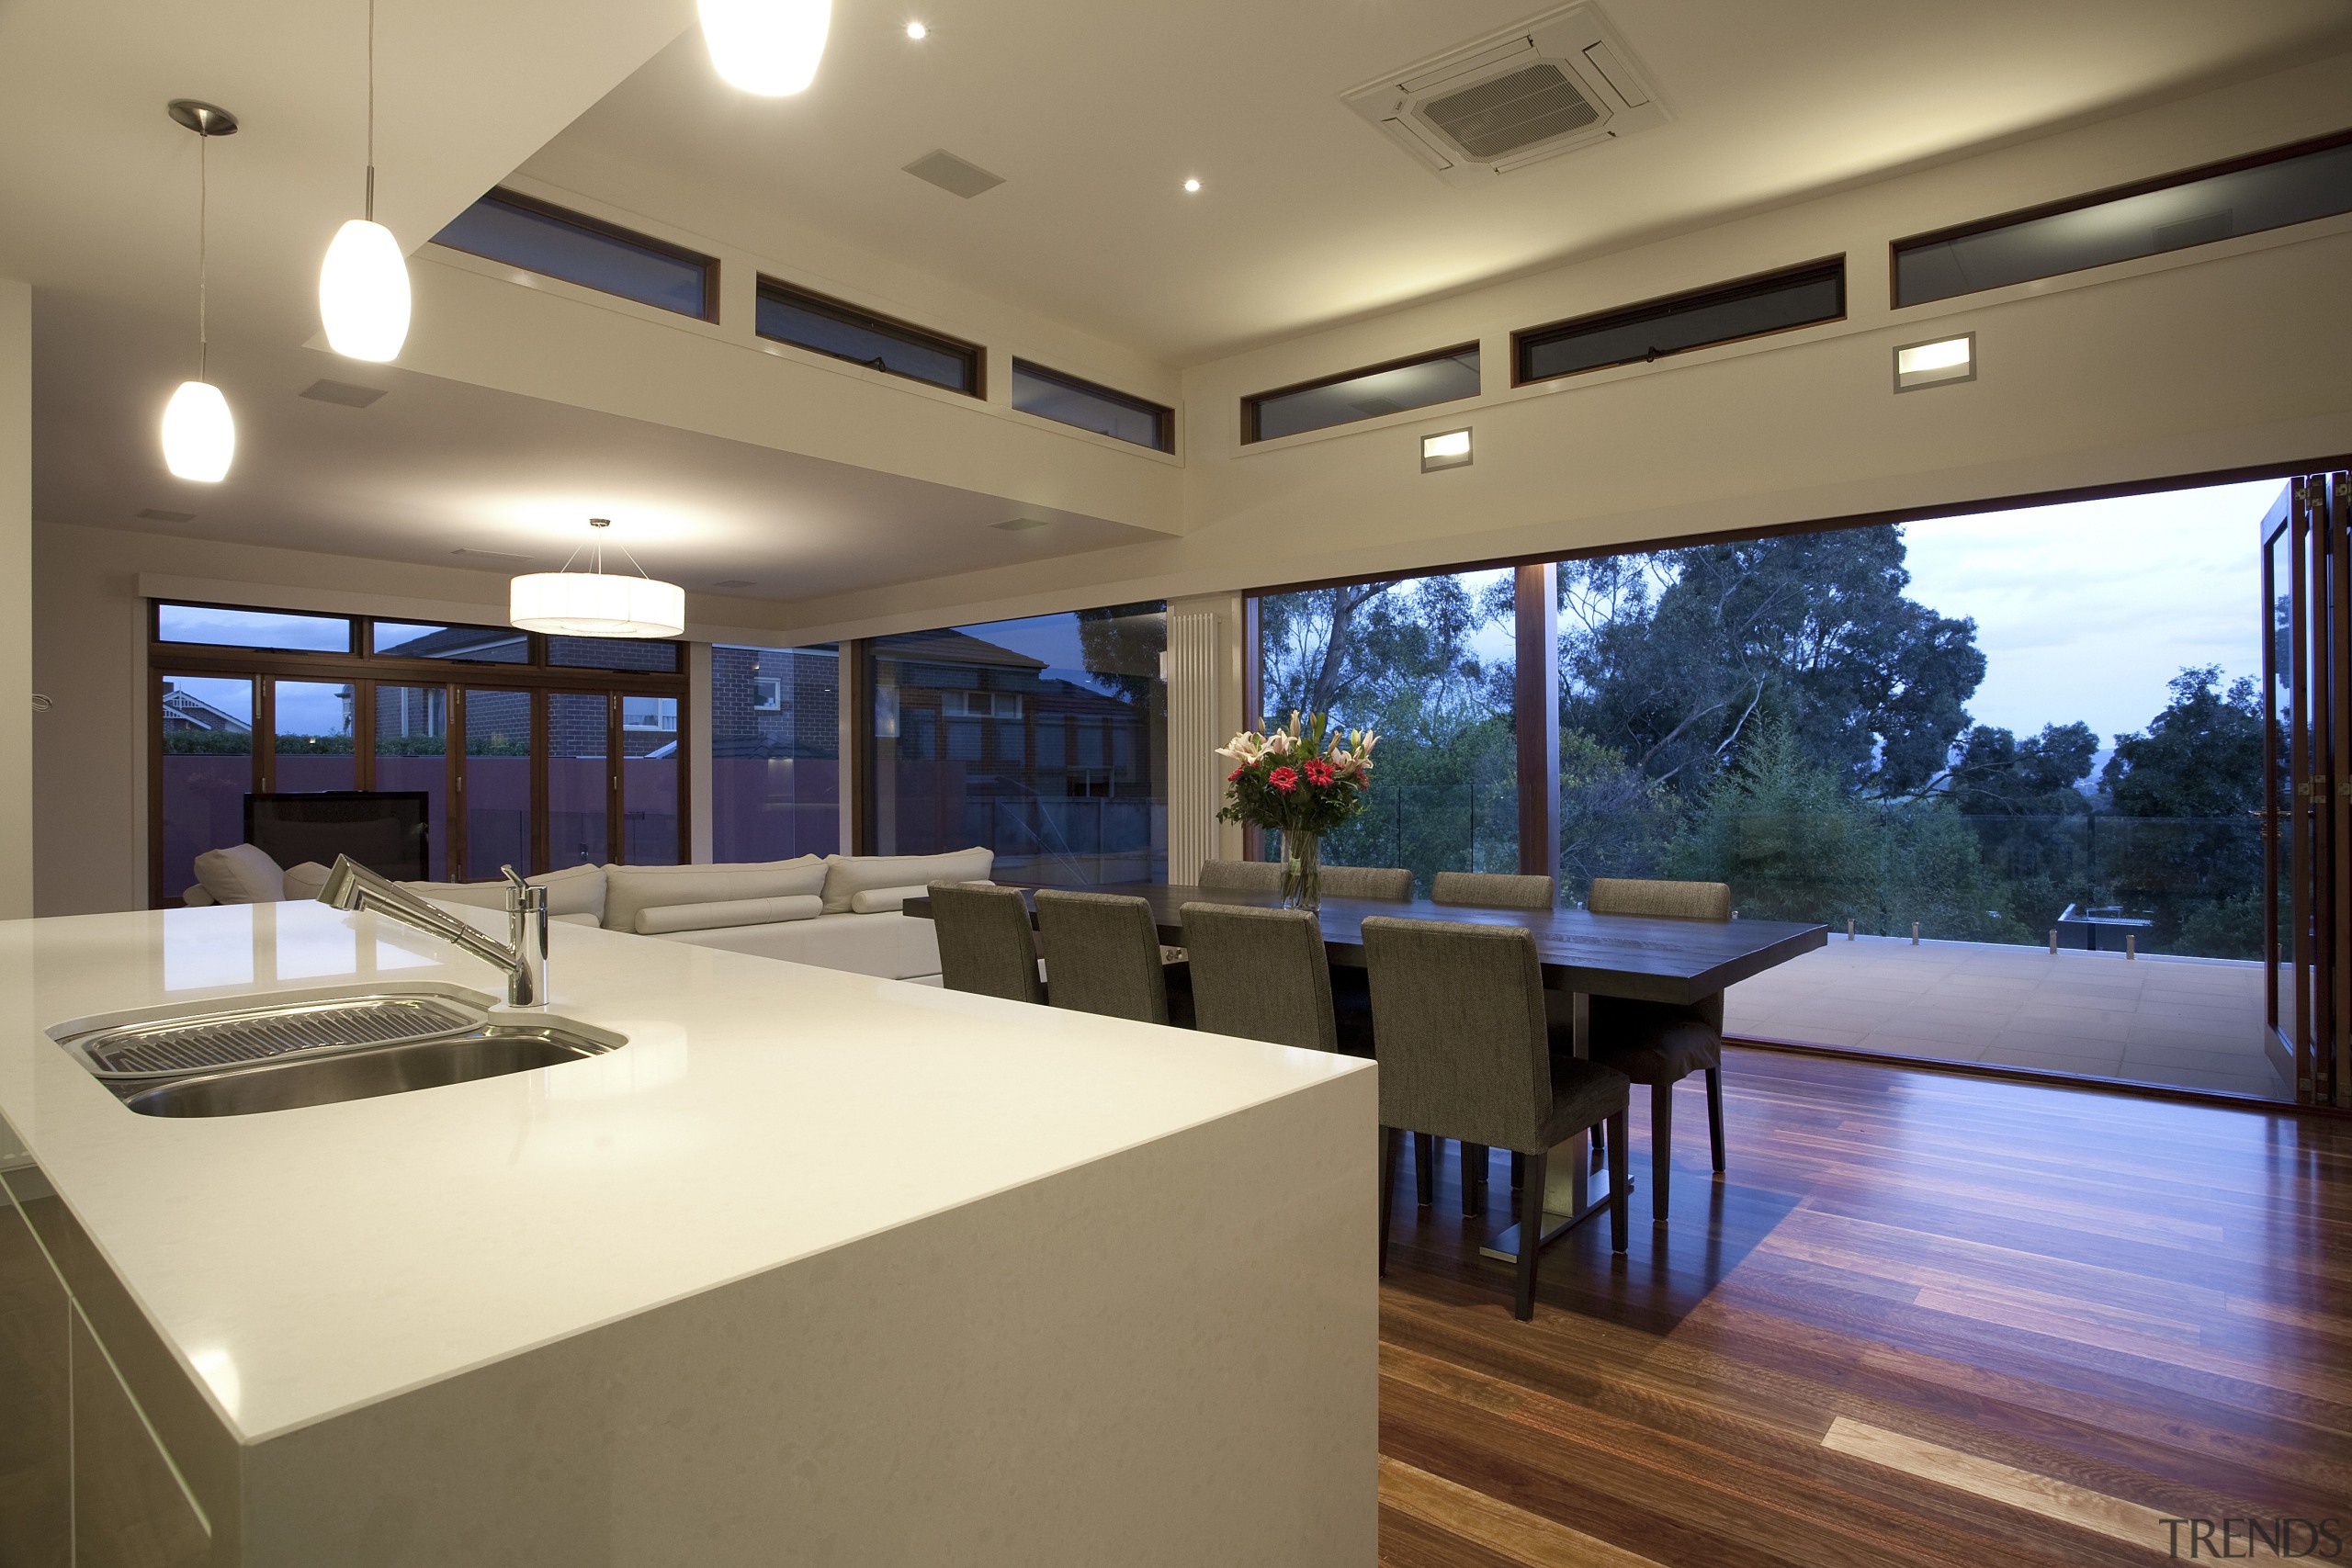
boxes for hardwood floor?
[1376,1047,2352,1567]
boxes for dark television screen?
[244,792,431,882]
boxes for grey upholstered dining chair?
[1581,876,1732,1226]
[1321,864,1414,901]
[1198,858,1283,894]
[1429,870,1560,1205]
[1181,903,1339,1052]
[1034,889,1191,1027]
[1363,916,1629,1320]
[1431,871,1557,909]
[928,882,1046,1005]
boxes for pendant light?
[162,100,238,484]
[510,519,686,638]
[319,0,410,361]
[699,0,832,96]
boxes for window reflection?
[866,605,1167,885]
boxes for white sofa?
[182,843,991,984]
[402,849,992,983]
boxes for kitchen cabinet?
[0,1176,71,1565]
[1,1166,209,1567]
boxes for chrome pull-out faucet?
[317,855,549,1007]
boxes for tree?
[1557,728,1678,902]
[2099,667,2264,954]
[1948,720,2100,937]
[1561,525,1984,799]
[1073,603,1167,708]
[1260,575,1518,886]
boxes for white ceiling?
[9,0,2352,608]
[30,288,1158,601]
[530,0,2352,362]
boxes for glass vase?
[1281,829,1323,911]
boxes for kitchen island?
[0,900,1376,1567]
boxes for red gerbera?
[1267,765,1299,793]
[1303,759,1336,786]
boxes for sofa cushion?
[529,863,608,920]
[193,843,285,905]
[281,861,333,903]
[821,850,992,914]
[399,863,606,919]
[402,879,506,911]
[635,895,824,936]
[602,857,827,933]
[846,884,932,915]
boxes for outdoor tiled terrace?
[1723,933,2287,1100]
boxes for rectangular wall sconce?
[1894,332,1975,391]
[1421,427,1473,471]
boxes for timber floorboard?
[1376,1047,2352,1567]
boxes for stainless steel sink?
[49,984,626,1118]
[114,1022,619,1118]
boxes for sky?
[1898,479,2280,744]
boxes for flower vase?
[1281,830,1323,911]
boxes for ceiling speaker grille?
[904,150,1006,199]
[300,378,386,408]
[1421,63,1599,159]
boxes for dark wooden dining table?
[902,882,1827,1260]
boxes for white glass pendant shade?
[319,219,411,362]
[161,380,235,482]
[699,0,831,95]
[510,571,684,637]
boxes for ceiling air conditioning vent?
[1343,2,1668,188]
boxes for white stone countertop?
[0,901,1370,1445]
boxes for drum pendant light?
[161,100,238,484]
[510,519,686,638]
[699,0,832,96]
[318,0,411,361]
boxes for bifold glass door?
[2265,472,2351,1108]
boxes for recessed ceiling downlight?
[905,20,927,39]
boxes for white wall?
[0,277,28,921]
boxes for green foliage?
[2098,667,2265,953]
[274,734,353,755]
[2177,893,2264,962]
[1661,722,2025,942]
[1557,728,1677,902]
